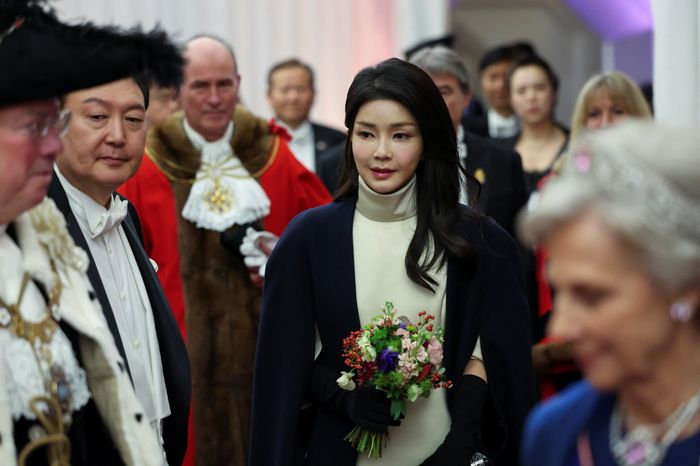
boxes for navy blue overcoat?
[250,198,535,466]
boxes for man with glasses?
[0,1,189,464]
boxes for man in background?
[146,84,181,129]
[267,58,345,190]
[463,42,534,139]
[120,35,331,466]
[410,45,528,237]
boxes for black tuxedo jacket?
[311,122,345,166]
[464,130,528,237]
[462,113,490,138]
[315,140,345,195]
[310,123,345,192]
[48,176,191,466]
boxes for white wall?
[608,31,653,85]
[53,0,449,130]
[451,0,601,127]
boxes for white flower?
[398,352,418,378]
[415,346,428,364]
[401,337,416,351]
[358,334,377,362]
[336,371,357,391]
[361,345,377,362]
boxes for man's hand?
[239,227,278,288]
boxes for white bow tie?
[89,197,128,239]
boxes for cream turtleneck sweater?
[353,175,450,464]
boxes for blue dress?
[522,381,700,466]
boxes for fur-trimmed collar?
[146,105,277,184]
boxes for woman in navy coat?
[250,58,535,466]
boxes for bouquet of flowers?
[336,301,452,458]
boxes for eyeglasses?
[18,109,72,140]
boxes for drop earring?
[670,301,694,322]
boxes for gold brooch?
[204,180,233,213]
[474,168,486,184]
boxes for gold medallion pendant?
[204,178,234,214]
[0,264,72,466]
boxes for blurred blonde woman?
[570,71,652,140]
[531,72,653,398]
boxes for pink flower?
[398,352,419,378]
[402,338,415,351]
[415,345,428,364]
[427,337,443,365]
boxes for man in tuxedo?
[267,58,345,191]
[47,75,191,466]
[410,46,528,237]
[462,44,530,140]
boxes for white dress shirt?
[278,119,315,172]
[487,108,520,138]
[53,167,170,435]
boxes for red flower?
[357,362,377,385]
[416,364,432,382]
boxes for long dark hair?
[336,58,475,291]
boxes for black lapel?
[47,175,132,377]
[120,204,188,373]
[120,208,177,345]
[314,199,361,363]
[463,130,485,173]
[312,123,323,167]
[443,214,475,380]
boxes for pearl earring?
[670,301,694,322]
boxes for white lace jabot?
[181,119,271,231]
[0,206,90,422]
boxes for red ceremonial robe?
[119,107,331,466]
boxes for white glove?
[239,227,278,277]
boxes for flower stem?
[344,426,388,458]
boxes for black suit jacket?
[462,113,490,138]
[311,122,345,166]
[310,123,345,192]
[463,130,528,237]
[250,199,535,466]
[315,139,345,195]
[48,176,191,466]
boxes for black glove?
[219,222,259,257]
[419,374,489,466]
[310,363,401,433]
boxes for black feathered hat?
[0,0,184,107]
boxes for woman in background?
[520,121,700,465]
[504,54,568,195]
[570,71,652,140]
[250,58,534,466]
